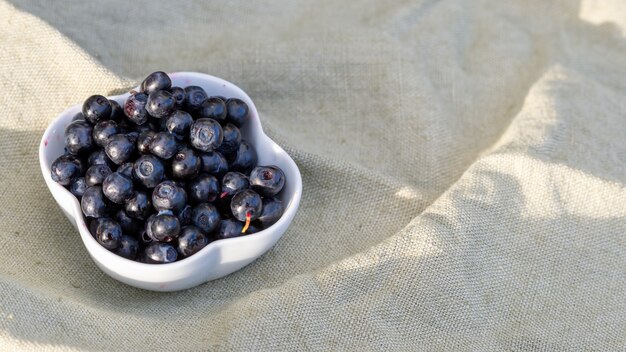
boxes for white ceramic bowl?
[39,72,302,292]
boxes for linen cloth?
[0,0,625,350]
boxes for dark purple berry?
[150,212,181,242]
[220,172,249,199]
[200,151,229,177]
[190,118,223,152]
[217,123,241,155]
[88,150,112,167]
[165,110,193,141]
[109,99,125,122]
[102,172,134,204]
[178,204,192,226]
[170,86,186,108]
[150,132,178,159]
[115,235,139,259]
[250,165,285,197]
[137,130,156,155]
[115,209,142,235]
[152,181,187,213]
[133,154,165,188]
[65,121,94,155]
[105,134,136,165]
[72,113,85,122]
[231,189,262,232]
[184,86,208,112]
[217,219,244,239]
[191,203,220,235]
[188,174,219,204]
[69,177,88,198]
[83,95,112,124]
[125,191,152,220]
[117,162,134,178]
[93,120,119,147]
[171,147,201,179]
[177,226,209,257]
[124,92,149,125]
[228,140,257,173]
[95,218,122,250]
[51,154,82,186]
[144,242,177,264]
[146,90,176,119]
[196,97,226,122]
[85,164,112,186]
[81,186,109,218]
[141,71,171,95]
[257,197,284,227]
[225,98,249,127]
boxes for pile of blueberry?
[50,72,286,264]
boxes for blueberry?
[115,209,142,235]
[217,219,244,239]
[136,130,157,155]
[133,120,158,134]
[228,140,257,173]
[170,86,186,108]
[82,95,112,124]
[109,99,125,122]
[89,218,104,238]
[165,110,193,141]
[184,86,208,112]
[69,177,88,198]
[133,154,165,188]
[230,189,262,232]
[146,90,176,119]
[126,131,139,144]
[177,204,192,226]
[65,121,94,155]
[186,174,217,204]
[144,214,157,241]
[93,120,119,147]
[144,242,177,264]
[190,118,223,152]
[150,132,178,159]
[51,154,82,186]
[88,150,112,167]
[220,172,249,199]
[217,123,241,155]
[257,197,284,227]
[152,181,187,213]
[196,97,226,122]
[85,164,112,186]
[72,112,86,122]
[117,162,134,178]
[150,212,181,242]
[124,92,149,125]
[125,191,152,220]
[102,172,134,204]
[225,98,249,127]
[105,134,136,165]
[177,226,209,257]
[137,229,153,245]
[191,203,220,235]
[115,235,139,259]
[250,165,285,197]
[82,186,110,218]
[95,218,122,250]
[171,147,201,179]
[141,71,172,95]
[200,151,229,177]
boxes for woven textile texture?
[0,0,625,350]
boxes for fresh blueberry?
[51,154,82,186]
[95,218,122,250]
[88,150,112,167]
[228,140,257,173]
[81,186,110,218]
[133,154,165,188]
[72,113,85,122]
[170,86,186,108]
[146,90,176,119]
[184,86,208,112]
[126,131,139,144]
[93,120,119,147]
[171,147,201,179]
[117,162,134,178]
[217,219,244,239]
[230,189,262,232]
[250,165,285,197]
[257,197,284,227]
[136,130,157,155]
[191,203,220,235]
[144,214,157,241]
[137,229,153,245]
[220,172,249,199]
[177,204,192,226]
[69,177,88,198]
[225,98,249,127]
[102,172,134,204]
[150,132,178,159]
[115,209,142,235]
[200,151,229,177]
[105,134,136,165]
[152,181,187,213]
[217,123,241,155]
[115,235,139,259]
[65,121,94,155]
[165,110,193,141]
[150,212,181,242]
[196,97,226,122]
[141,71,172,95]
[82,95,112,124]
[190,118,223,152]
[144,242,177,264]
[125,191,152,220]
[188,174,219,204]
[109,99,125,122]
[124,92,149,125]
[132,120,158,134]
[85,164,112,186]
[89,218,105,238]
[177,226,209,257]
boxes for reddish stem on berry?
[220,191,229,199]
[241,212,251,233]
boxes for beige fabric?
[0,0,625,350]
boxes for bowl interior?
[39,72,301,273]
